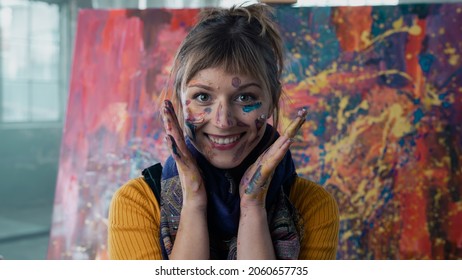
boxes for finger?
[165,134,182,161]
[283,108,308,138]
[162,100,190,156]
[260,135,292,172]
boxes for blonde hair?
[169,3,285,128]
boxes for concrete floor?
[0,204,53,260]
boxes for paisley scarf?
[159,125,300,259]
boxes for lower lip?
[208,136,242,151]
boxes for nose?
[213,102,235,129]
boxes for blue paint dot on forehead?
[243,102,262,113]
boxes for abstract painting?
[48,4,462,259]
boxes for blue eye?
[194,93,210,103]
[235,94,255,103]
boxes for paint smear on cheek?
[185,107,205,124]
[204,107,212,114]
[248,125,265,148]
[232,77,241,88]
[227,111,234,126]
[255,118,265,131]
[243,102,262,113]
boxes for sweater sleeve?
[289,177,339,260]
[108,177,162,260]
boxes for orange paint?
[332,7,373,52]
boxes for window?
[0,0,61,123]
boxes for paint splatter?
[204,107,212,114]
[243,102,262,113]
[245,165,263,195]
[216,103,223,124]
[226,111,234,127]
[185,121,196,141]
[168,134,181,159]
[255,114,267,131]
[232,77,241,88]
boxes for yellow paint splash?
[365,18,422,49]
[449,54,460,66]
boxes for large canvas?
[48,4,462,259]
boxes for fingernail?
[297,108,307,117]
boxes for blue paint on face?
[243,102,262,113]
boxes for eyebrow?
[188,82,261,91]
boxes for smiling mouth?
[206,132,245,146]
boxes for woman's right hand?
[161,100,207,210]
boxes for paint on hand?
[163,107,173,131]
[243,102,262,113]
[245,165,262,195]
[232,77,241,88]
[297,107,308,117]
[164,100,175,113]
[168,134,181,159]
[185,121,196,141]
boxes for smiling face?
[181,67,272,169]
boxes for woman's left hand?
[239,108,308,208]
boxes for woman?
[108,3,339,260]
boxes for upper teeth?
[209,135,240,145]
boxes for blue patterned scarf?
[160,125,300,259]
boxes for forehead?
[187,67,259,86]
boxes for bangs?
[182,34,268,89]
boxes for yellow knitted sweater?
[108,176,339,260]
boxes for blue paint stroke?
[413,108,424,124]
[185,122,196,141]
[243,102,262,113]
[418,53,435,73]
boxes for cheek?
[239,107,268,132]
[184,101,208,126]
[183,101,208,141]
